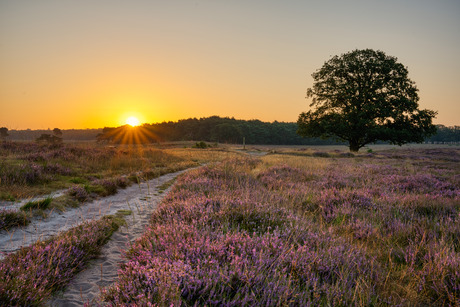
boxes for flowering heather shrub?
[384,173,458,196]
[67,185,90,202]
[104,149,459,306]
[258,164,314,189]
[103,159,381,306]
[92,179,118,196]
[115,176,129,188]
[43,162,74,176]
[0,162,49,185]
[0,216,119,305]
[0,209,30,230]
[1,141,215,201]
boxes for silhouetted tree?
[53,128,62,137]
[36,134,62,144]
[297,49,437,152]
[0,127,8,141]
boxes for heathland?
[0,142,459,305]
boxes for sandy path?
[48,170,184,306]
[0,170,185,258]
[0,169,188,306]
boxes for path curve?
[0,169,187,260]
[47,169,187,306]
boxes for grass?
[157,178,177,194]
[2,143,458,305]
[0,141,238,200]
[20,197,53,211]
[0,209,30,230]
[102,148,459,306]
[0,142,240,231]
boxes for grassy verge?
[0,142,240,231]
[102,148,459,306]
[0,213,127,305]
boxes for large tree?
[297,49,437,152]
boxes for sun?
[126,116,141,127]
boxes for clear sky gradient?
[1,0,459,129]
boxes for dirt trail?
[48,170,185,306]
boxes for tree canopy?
[297,49,437,152]
[0,127,8,141]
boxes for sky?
[1,0,459,129]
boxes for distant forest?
[4,116,460,145]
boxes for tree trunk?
[349,142,360,152]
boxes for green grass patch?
[20,197,53,211]
[0,192,16,201]
[68,177,87,184]
[157,178,177,194]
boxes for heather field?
[0,141,230,201]
[0,215,122,305]
[0,145,459,306]
[0,142,235,231]
[102,148,459,306]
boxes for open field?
[0,141,235,201]
[103,147,459,306]
[0,143,459,305]
[0,142,239,231]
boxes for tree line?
[97,116,346,145]
[96,116,459,145]
[1,119,458,145]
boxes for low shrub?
[67,185,90,202]
[0,209,30,230]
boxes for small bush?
[91,179,118,196]
[67,185,90,202]
[0,209,30,230]
[115,176,129,188]
[193,141,208,149]
[312,151,330,157]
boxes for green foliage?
[297,49,437,152]
[0,210,30,230]
[98,116,346,146]
[426,125,460,143]
[20,197,53,211]
[52,128,62,137]
[35,134,63,145]
[0,192,16,201]
[0,127,8,141]
[193,141,209,149]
